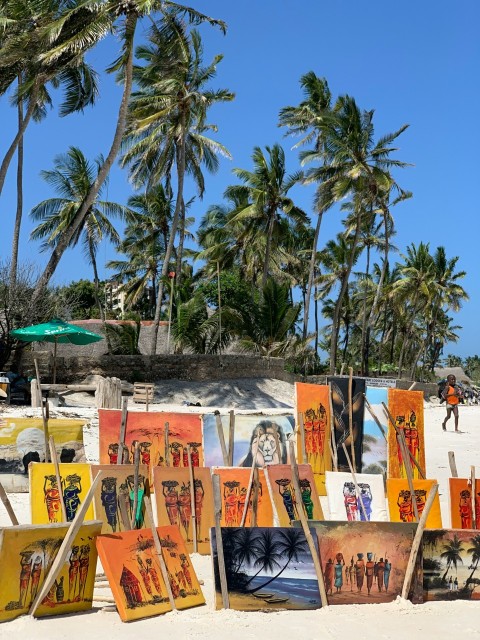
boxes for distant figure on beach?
[442,374,462,432]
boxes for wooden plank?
[214,411,229,466]
[144,497,176,609]
[0,481,19,525]
[212,474,230,609]
[49,436,68,523]
[29,471,104,616]
[116,397,128,465]
[448,451,458,478]
[288,441,328,608]
[251,467,259,527]
[401,483,439,599]
[228,410,235,467]
[240,460,256,527]
[34,357,50,463]
[341,442,368,521]
[187,445,198,553]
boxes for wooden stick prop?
[144,497,176,609]
[340,363,345,376]
[397,431,419,522]
[251,467,259,528]
[363,395,388,442]
[146,385,150,412]
[401,483,439,599]
[118,491,132,530]
[188,445,198,552]
[328,383,338,472]
[448,451,458,478]
[348,367,356,470]
[341,442,368,522]
[228,410,235,467]
[408,382,417,391]
[298,412,307,462]
[116,397,128,465]
[240,460,256,527]
[29,471,104,616]
[164,422,170,466]
[49,436,68,523]
[0,481,19,525]
[471,466,477,529]
[214,411,229,466]
[288,441,328,608]
[382,402,426,479]
[212,473,230,609]
[34,357,50,463]
[131,441,140,529]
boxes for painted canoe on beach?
[211,526,322,610]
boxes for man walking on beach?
[442,374,462,432]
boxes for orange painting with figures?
[211,467,273,527]
[449,478,480,530]
[386,479,442,528]
[387,389,425,479]
[294,382,331,495]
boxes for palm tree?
[440,534,465,582]
[122,17,233,355]
[30,147,127,320]
[467,535,480,584]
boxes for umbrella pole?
[53,338,57,385]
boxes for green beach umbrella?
[10,318,103,384]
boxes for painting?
[386,479,442,528]
[325,471,388,522]
[423,528,480,601]
[0,520,102,622]
[96,525,205,622]
[98,410,203,482]
[294,521,422,604]
[212,467,273,527]
[387,389,425,479]
[203,413,295,468]
[265,464,323,525]
[294,382,331,495]
[449,478,480,530]
[30,463,95,524]
[153,466,214,555]
[362,386,388,475]
[211,526,322,610]
[0,417,86,492]
[327,376,365,473]
[91,465,150,534]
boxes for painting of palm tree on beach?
[423,529,480,601]
[211,527,322,610]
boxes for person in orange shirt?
[441,374,462,432]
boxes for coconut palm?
[30,147,127,320]
[440,534,465,582]
[467,535,480,584]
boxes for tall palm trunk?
[247,556,294,594]
[9,76,24,288]
[89,241,105,322]
[360,244,371,375]
[150,129,186,355]
[366,203,390,339]
[314,278,319,356]
[261,209,276,288]
[175,200,185,289]
[30,14,138,306]
[303,209,324,339]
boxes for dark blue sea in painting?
[247,575,321,607]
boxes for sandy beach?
[0,380,479,639]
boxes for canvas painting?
[0,417,86,492]
[449,478,480,530]
[423,528,480,600]
[294,382,331,495]
[362,387,388,475]
[98,410,203,481]
[325,471,388,522]
[294,520,421,604]
[153,466,214,555]
[96,525,205,622]
[387,389,425,479]
[211,526,322,610]
[212,467,273,527]
[387,479,442,528]
[327,377,365,473]
[91,464,150,534]
[203,413,295,468]
[265,464,323,525]
[30,463,95,524]
[0,520,102,622]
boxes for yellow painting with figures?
[386,479,442,528]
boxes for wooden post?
[29,471,104,616]
[382,402,426,479]
[34,358,50,463]
[212,474,230,609]
[131,442,140,529]
[340,442,368,521]
[348,367,356,471]
[448,451,458,478]
[118,491,132,530]
[214,411,229,466]
[188,445,198,552]
[49,436,68,523]
[228,410,235,467]
[401,483,439,599]
[363,395,388,442]
[328,383,338,471]
[397,431,419,521]
[0,481,19,525]
[251,468,259,527]
[240,460,256,527]
[471,466,477,529]
[408,381,417,391]
[164,422,170,466]
[144,497,176,609]
[298,412,307,462]
[339,363,345,376]
[116,397,128,465]
[288,441,328,608]
[95,377,122,409]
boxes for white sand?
[0,382,479,639]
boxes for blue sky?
[0,1,478,357]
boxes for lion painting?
[240,420,288,467]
